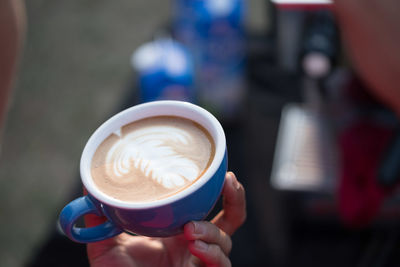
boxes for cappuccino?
[91,116,215,203]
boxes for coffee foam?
[107,125,201,188]
[91,116,215,202]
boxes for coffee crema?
[91,116,215,203]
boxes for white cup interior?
[80,101,226,209]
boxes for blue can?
[173,0,246,122]
[131,39,195,103]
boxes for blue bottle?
[131,38,195,103]
[173,0,246,122]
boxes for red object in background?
[338,120,394,227]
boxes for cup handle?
[59,195,123,243]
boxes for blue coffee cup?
[59,101,227,243]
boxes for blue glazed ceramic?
[59,101,227,243]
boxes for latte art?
[91,116,215,203]
[106,126,202,189]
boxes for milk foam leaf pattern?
[106,126,201,189]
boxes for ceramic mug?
[59,101,227,243]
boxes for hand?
[85,172,246,267]
[333,0,400,115]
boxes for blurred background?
[1,0,400,266]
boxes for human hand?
[85,171,246,267]
[333,0,400,115]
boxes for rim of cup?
[80,101,226,209]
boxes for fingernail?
[194,240,208,252]
[229,173,240,190]
[192,221,206,236]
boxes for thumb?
[212,172,246,236]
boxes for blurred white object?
[302,52,331,79]
[131,39,195,103]
[271,104,337,192]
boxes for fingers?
[82,187,108,228]
[188,241,231,267]
[82,187,121,262]
[182,172,245,266]
[212,172,246,236]
[184,221,232,255]
[184,221,232,267]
